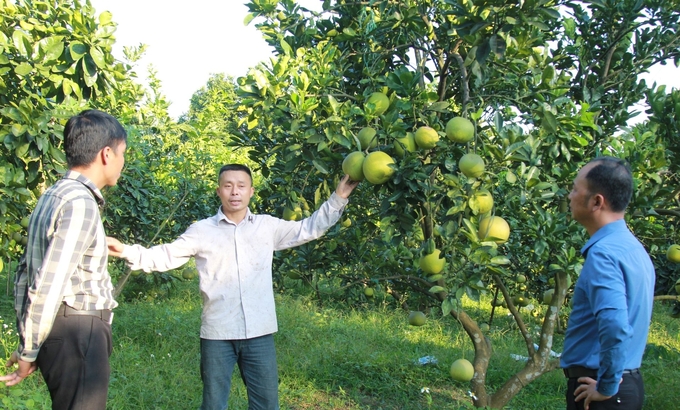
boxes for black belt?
[563,366,640,379]
[57,303,113,324]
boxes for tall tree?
[229,0,680,407]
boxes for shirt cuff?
[328,192,349,209]
[597,378,619,397]
[18,347,38,363]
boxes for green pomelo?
[365,92,390,115]
[342,151,366,182]
[358,127,378,150]
[414,126,439,149]
[363,151,395,184]
[445,117,475,143]
[459,153,485,178]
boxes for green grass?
[0,277,679,409]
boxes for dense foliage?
[230,0,680,407]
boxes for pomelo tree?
[231,0,680,407]
[0,0,242,300]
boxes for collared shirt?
[120,192,348,340]
[560,219,655,396]
[14,170,117,362]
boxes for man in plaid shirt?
[0,110,127,410]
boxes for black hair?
[585,156,633,212]
[218,164,253,184]
[63,109,127,168]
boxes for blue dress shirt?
[560,219,655,396]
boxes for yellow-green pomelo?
[480,323,490,332]
[459,153,485,178]
[445,117,475,143]
[365,92,390,115]
[542,288,555,305]
[667,244,680,263]
[342,151,366,182]
[363,151,395,184]
[358,127,378,150]
[408,311,426,326]
[419,249,445,275]
[20,217,30,228]
[478,216,510,244]
[512,294,530,307]
[182,268,197,280]
[675,278,680,294]
[516,274,527,283]
[471,189,494,214]
[364,288,374,297]
[450,358,474,382]
[394,132,416,157]
[414,126,439,149]
[12,232,22,242]
[341,218,352,228]
[283,205,303,221]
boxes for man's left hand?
[0,351,37,387]
[574,377,612,410]
[335,174,360,199]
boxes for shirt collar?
[217,206,253,225]
[581,219,627,257]
[64,170,105,206]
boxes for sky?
[88,0,321,119]
[88,0,678,120]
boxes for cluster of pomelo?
[342,92,491,187]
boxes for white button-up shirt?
[121,193,347,340]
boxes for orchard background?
[0,0,679,408]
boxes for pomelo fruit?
[667,244,680,263]
[357,127,378,150]
[542,289,555,305]
[365,92,390,115]
[450,358,474,382]
[363,151,395,184]
[419,249,445,275]
[408,311,426,326]
[459,153,485,178]
[478,216,510,244]
[414,126,439,149]
[445,117,475,143]
[393,132,416,157]
[471,189,494,214]
[342,151,366,182]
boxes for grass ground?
[0,276,678,409]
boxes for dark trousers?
[566,372,644,410]
[36,314,113,410]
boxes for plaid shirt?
[14,170,118,362]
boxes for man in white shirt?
[107,164,359,410]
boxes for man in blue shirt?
[561,157,655,410]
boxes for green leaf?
[429,286,446,293]
[312,159,329,174]
[69,42,87,60]
[90,46,106,69]
[12,30,31,57]
[279,38,292,56]
[490,256,510,265]
[38,36,65,62]
[542,109,558,133]
[98,11,113,25]
[243,13,256,26]
[14,62,33,76]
